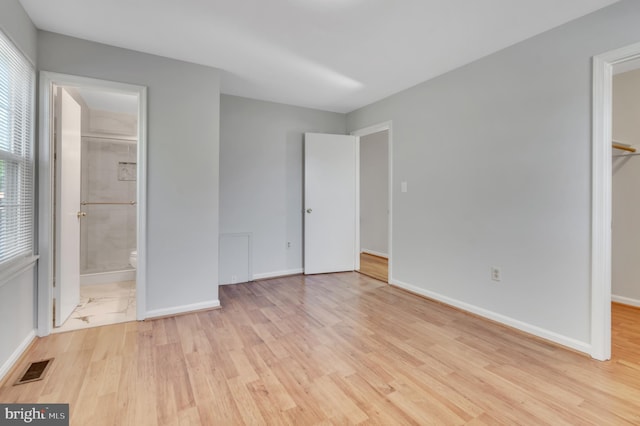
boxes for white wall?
[38,32,221,315]
[0,0,38,380]
[220,95,346,280]
[360,130,389,257]
[612,69,640,306]
[347,0,640,351]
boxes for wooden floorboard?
[358,252,388,282]
[1,272,640,425]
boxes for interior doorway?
[611,65,640,309]
[38,72,147,336]
[592,42,640,361]
[302,124,393,281]
[53,84,139,332]
[304,133,358,274]
[352,122,392,283]
[610,60,640,360]
[358,130,389,282]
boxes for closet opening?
[610,62,640,362]
[352,122,393,283]
[591,42,640,361]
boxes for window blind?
[0,30,35,266]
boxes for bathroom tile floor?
[53,281,136,333]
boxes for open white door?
[304,133,357,274]
[54,87,82,327]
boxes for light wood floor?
[2,273,640,425]
[358,252,388,282]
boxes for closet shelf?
[613,142,636,153]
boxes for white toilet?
[129,250,137,269]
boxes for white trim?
[253,269,304,280]
[591,41,640,361]
[360,249,388,259]
[80,270,136,286]
[37,72,148,336]
[351,121,393,283]
[612,295,640,308]
[355,138,360,272]
[350,122,392,138]
[391,279,592,355]
[0,256,38,287]
[146,300,220,319]
[0,330,36,382]
[136,86,148,321]
[0,149,25,162]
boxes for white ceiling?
[20,0,620,113]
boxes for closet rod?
[612,142,636,153]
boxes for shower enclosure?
[80,136,137,281]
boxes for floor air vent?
[14,358,54,385]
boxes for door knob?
[77,211,87,218]
[306,208,312,214]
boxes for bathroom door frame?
[37,71,148,336]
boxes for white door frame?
[37,71,148,336]
[351,121,393,282]
[591,42,640,361]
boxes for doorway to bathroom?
[53,85,137,332]
[37,72,147,335]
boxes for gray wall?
[612,69,640,304]
[220,95,346,279]
[360,130,389,256]
[0,0,37,379]
[347,0,640,348]
[0,0,36,65]
[38,32,221,313]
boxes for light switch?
[401,181,408,193]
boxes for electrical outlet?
[231,275,237,284]
[490,267,501,282]
[287,242,292,248]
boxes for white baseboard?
[612,294,640,308]
[361,249,388,259]
[81,269,135,285]
[145,299,221,319]
[390,279,592,355]
[253,269,303,280]
[0,330,36,382]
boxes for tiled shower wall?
[80,137,137,274]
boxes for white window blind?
[0,30,35,266]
